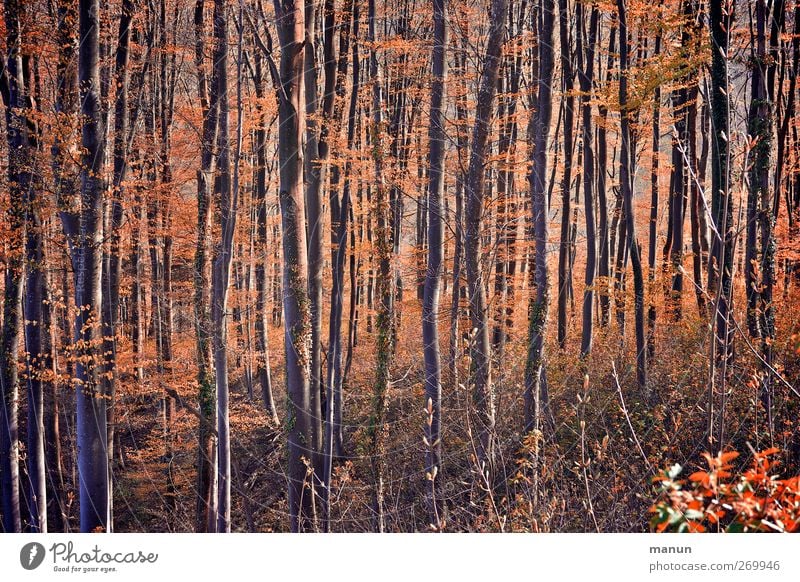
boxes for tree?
[193,0,219,533]
[525,0,556,441]
[211,0,237,533]
[323,0,356,527]
[252,51,280,426]
[464,0,508,477]
[578,2,599,357]
[707,0,735,450]
[617,0,647,392]
[273,0,314,532]
[423,0,447,529]
[556,0,576,349]
[0,0,29,532]
[72,0,110,532]
[367,0,393,532]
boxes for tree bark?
[74,0,110,532]
[618,0,647,392]
[578,2,599,357]
[556,0,575,349]
[273,0,313,532]
[193,0,218,533]
[423,0,447,530]
[464,0,508,478]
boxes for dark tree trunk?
[578,3,599,357]
[423,0,447,530]
[556,0,575,349]
[596,18,616,328]
[668,81,687,320]
[75,0,110,532]
[323,0,355,527]
[193,0,218,533]
[0,0,28,532]
[618,0,647,392]
[48,0,78,533]
[647,8,662,360]
[303,0,325,478]
[707,0,735,451]
[525,0,556,515]
[252,54,279,426]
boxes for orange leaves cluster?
[651,448,800,533]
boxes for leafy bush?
[651,449,800,533]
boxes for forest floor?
[94,274,800,532]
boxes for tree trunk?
[618,0,647,392]
[273,0,313,532]
[578,3,599,357]
[596,18,616,328]
[464,0,508,478]
[74,0,110,532]
[211,0,236,533]
[707,0,734,451]
[322,0,355,527]
[647,7,662,360]
[367,0,392,533]
[1,0,28,531]
[193,0,218,533]
[252,54,279,425]
[525,0,556,515]
[303,0,325,478]
[556,0,575,349]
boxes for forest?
[0,0,799,534]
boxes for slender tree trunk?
[49,0,78,533]
[596,18,616,328]
[211,0,237,533]
[423,0,447,530]
[647,7,662,359]
[304,0,324,478]
[273,0,313,532]
[193,0,218,533]
[707,0,735,451]
[449,45,468,390]
[74,0,110,532]
[464,0,507,480]
[747,0,775,439]
[102,0,136,531]
[322,0,355,527]
[525,0,556,516]
[578,3,599,357]
[367,0,392,533]
[252,55,279,425]
[618,0,647,392]
[556,0,575,349]
[0,0,27,530]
